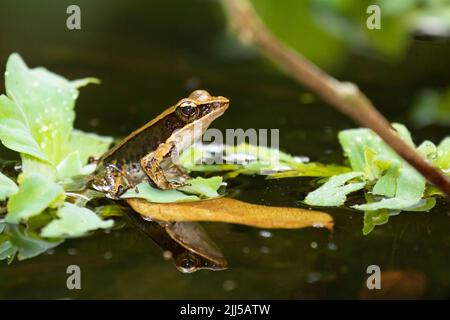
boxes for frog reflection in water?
[91,90,229,199]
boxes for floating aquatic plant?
[304,123,450,234]
[0,53,114,262]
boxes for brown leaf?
[126,197,333,230]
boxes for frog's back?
[100,108,183,168]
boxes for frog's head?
[175,90,229,124]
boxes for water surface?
[0,0,450,299]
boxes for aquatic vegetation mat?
[1,52,450,265]
[0,54,331,264]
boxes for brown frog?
[91,90,229,199]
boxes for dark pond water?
[1,0,450,299]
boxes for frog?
[90,90,229,199]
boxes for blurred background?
[0,0,450,299]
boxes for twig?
[222,0,450,197]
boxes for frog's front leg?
[91,164,129,199]
[140,142,191,190]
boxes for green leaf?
[5,174,65,223]
[27,210,55,232]
[372,160,399,197]
[268,162,350,179]
[179,176,223,198]
[352,166,427,211]
[362,197,435,235]
[4,53,98,166]
[69,129,113,165]
[305,172,366,206]
[7,224,61,260]
[121,182,199,203]
[56,129,112,179]
[338,124,410,173]
[354,197,419,211]
[21,154,57,181]
[0,94,49,162]
[363,209,397,235]
[435,137,450,171]
[392,123,415,147]
[410,88,450,127]
[304,122,443,234]
[95,205,125,218]
[57,151,96,179]
[0,172,18,201]
[0,240,17,263]
[338,123,428,212]
[417,140,437,159]
[404,197,436,212]
[40,203,114,238]
[225,143,298,166]
[180,142,340,179]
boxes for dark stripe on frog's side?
[101,112,185,167]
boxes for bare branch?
[222,0,450,197]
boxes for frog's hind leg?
[140,142,190,190]
[163,161,191,185]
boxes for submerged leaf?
[304,172,366,207]
[127,197,334,230]
[5,174,64,223]
[40,203,114,238]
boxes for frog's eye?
[179,102,197,117]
